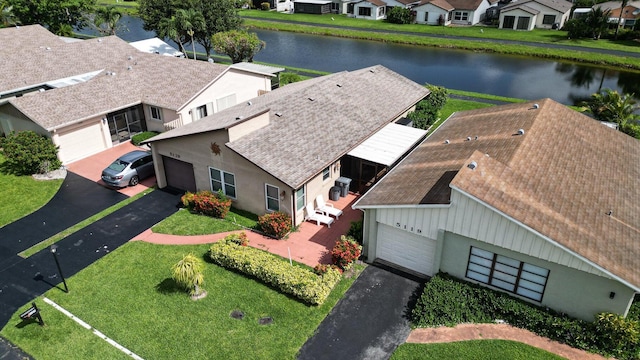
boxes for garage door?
[57,121,107,163]
[376,223,437,276]
[162,156,196,192]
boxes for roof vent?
[111,72,116,76]
[127,66,132,71]
[127,55,133,60]
[444,139,450,144]
[466,136,472,141]
[235,116,244,121]
[369,69,375,73]
[517,129,525,135]
[607,210,613,216]
[336,84,342,88]
[467,161,478,170]
[308,97,315,101]
[474,136,478,140]
[105,71,111,76]
[532,103,539,109]
[39,88,45,92]
[247,101,252,106]
[45,47,51,51]
[97,39,102,42]
[275,112,283,117]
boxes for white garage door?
[57,121,107,163]
[376,223,437,276]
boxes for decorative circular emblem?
[210,142,221,155]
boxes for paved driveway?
[298,264,425,360]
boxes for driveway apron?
[298,265,424,360]
[0,182,181,329]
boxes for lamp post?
[50,244,68,293]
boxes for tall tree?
[584,89,640,132]
[1,1,19,27]
[212,30,264,63]
[176,8,204,60]
[614,0,628,40]
[584,7,611,39]
[157,15,188,55]
[195,0,242,58]
[7,0,95,35]
[93,5,121,36]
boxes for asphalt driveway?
[298,264,425,360]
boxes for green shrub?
[386,7,411,24]
[131,131,159,146]
[208,239,342,305]
[409,85,448,130]
[280,72,302,86]
[0,131,62,175]
[171,253,205,296]
[411,273,640,360]
[260,2,270,10]
[330,235,362,271]
[181,190,232,219]
[346,219,363,244]
[257,211,292,239]
[224,231,249,246]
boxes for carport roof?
[347,123,427,167]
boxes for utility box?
[329,186,341,201]
[335,177,352,197]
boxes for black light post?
[50,244,68,293]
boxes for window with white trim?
[209,167,236,198]
[542,14,555,25]
[359,7,371,16]
[296,186,305,211]
[195,104,208,120]
[150,106,162,121]
[322,166,330,181]
[466,246,549,301]
[265,184,280,211]
[454,11,468,21]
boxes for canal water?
[84,15,640,105]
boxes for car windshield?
[107,159,129,172]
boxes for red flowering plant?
[314,263,342,275]
[331,235,362,271]
[181,190,232,219]
[224,232,249,246]
[257,211,292,239]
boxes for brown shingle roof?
[415,0,455,10]
[501,0,571,13]
[355,99,640,289]
[1,25,229,130]
[149,65,430,189]
[446,0,487,11]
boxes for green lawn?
[151,207,259,235]
[0,154,63,227]
[391,340,566,360]
[1,241,360,360]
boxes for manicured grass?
[1,241,360,360]
[0,154,63,228]
[440,98,494,122]
[151,207,259,235]
[391,340,565,360]
[19,188,156,258]
[448,89,527,104]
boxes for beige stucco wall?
[144,104,178,133]
[295,160,342,225]
[414,4,451,25]
[439,231,636,322]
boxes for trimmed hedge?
[181,190,232,219]
[208,237,341,305]
[412,273,640,360]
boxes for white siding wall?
[354,3,386,20]
[499,9,537,30]
[413,4,451,25]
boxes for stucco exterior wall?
[499,9,537,30]
[413,4,451,25]
[439,231,635,321]
[354,3,386,19]
[296,160,342,225]
[144,104,178,133]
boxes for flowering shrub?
[331,236,362,271]
[209,241,342,305]
[181,190,232,219]
[257,211,292,239]
[314,263,341,275]
[224,232,249,246]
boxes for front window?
[424,12,429,22]
[195,104,208,120]
[150,106,162,121]
[296,186,305,211]
[454,11,468,21]
[358,7,371,16]
[265,184,280,211]
[542,14,555,25]
[323,166,330,181]
[517,16,530,30]
[209,167,236,198]
[503,15,515,29]
[466,246,549,301]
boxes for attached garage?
[376,223,437,276]
[56,121,107,164]
[162,156,196,192]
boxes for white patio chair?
[315,195,343,219]
[305,203,334,228]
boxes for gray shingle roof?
[1,25,230,130]
[501,0,571,13]
[355,99,640,290]
[149,65,430,189]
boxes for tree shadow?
[155,278,183,295]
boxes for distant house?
[145,65,429,225]
[352,0,388,19]
[0,25,281,164]
[353,99,640,322]
[594,0,640,28]
[252,0,293,12]
[499,0,572,30]
[413,0,455,25]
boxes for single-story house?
[413,0,455,25]
[594,0,640,28]
[352,0,388,19]
[145,65,430,226]
[0,25,282,164]
[353,99,639,321]
[294,0,334,14]
[499,0,572,30]
[252,0,294,12]
[437,0,498,25]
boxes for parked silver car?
[101,150,154,187]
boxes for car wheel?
[129,175,139,186]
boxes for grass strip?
[151,207,258,235]
[391,340,566,360]
[19,187,155,258]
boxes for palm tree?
[94,6,122,36]
[157,16,188,56]
[614,0,628,40]
[176,9,204,60]
[172,254,205,298]
[584,89,640,129]
[0,1,19,27]
[585,7,611,39]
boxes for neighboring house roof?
[501,4,540,15]
[148,65,430,189]
[229,62,285,76]
[415,0,455,11]
[358,0,387,7]
[594,0,640,13]
[129,38,184,57]
[446,0,493,11]
[354,98,640,291]
[0,25,268,131]
[501,0,571,13]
